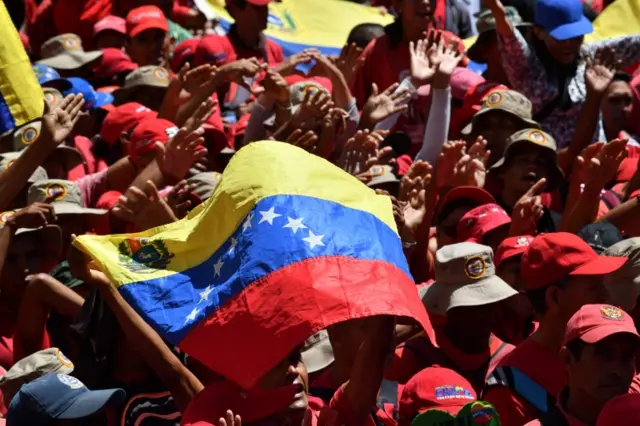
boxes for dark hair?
[526,278,569,315]
[228,0,247,9]
[347,23,385,48]
[612,71,632,84]
[566,338,585,361]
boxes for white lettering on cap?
[132,11,163,23]
[57,374,85,390]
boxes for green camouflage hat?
[490,128,565,189]
[468,7,531,62]
[475,7,530,35]
[461,90,540,135]
[28,179,107,215]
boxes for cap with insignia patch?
[563,304,640,346]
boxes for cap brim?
[58,388,125,419]
[13,225,63,258]
[41,78,72,92]
[37,51,103,71]
[548,16,593,41]
[53,202,107,216]
[55,146,84,170]
[437,186,496,216]
[91,92,115,109]
[570,255,627,276]
[579,325,640,345]
[129,21,169,38]
[422,276,518,315]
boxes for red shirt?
[386,330,512,392]
[195,32,284,68]
[483,338,566,426]
[70,136,107,180]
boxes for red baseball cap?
[596,393,640,426]
[181,380,298,425]
[563,304,640,346]
[129,118,178,157]
[399,367,476,418]
[457,203,511,244]
[101,102,157,145]
[521,232,628,291]
[126,6,169,38]
[93,15,127,37]
[93,48,138,80]
[451,82,508,136]
[171,39,199,72]
[437,186,496,217]
[495,235,533,268]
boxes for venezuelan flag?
[194,0,394,57]
[0,2,43,135]
[74,141,431,389]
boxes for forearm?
[557,95,602,175]
[596,194,640,236]
[559,186,601,233]
[0,227,13,276]
[415,87,451,165]
[99,284,204,411]
[0,139,54,211]
[131,161,165,195]
[242,97,276,146]
[106,157,139,193]
[330,72,353,111]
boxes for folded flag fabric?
[74,141,432,389]
[0,1,43,135]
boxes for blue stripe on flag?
[119,194,409,343]
[0,93,16,135]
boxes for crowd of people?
[1,0,640,424]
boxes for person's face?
[447,304,497,336]
[437,205,475,247]
[400,0,433,41]
[126,29,169,67]
[127,87,167,110]
[472,111,523,166]
[554,275,610,321]
[231,3,269,33]
[258,349,309,418]
[482,225,509,253]
[537,29,584,64]
[601,81,634,134]
[43,152,71,180]
[500,144,553,198]
[94,31,127,50]
[565,334,637,404]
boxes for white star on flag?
[228,237,238,253]
[258,207,281,225]
[283,217,307,234]
[213,258,224,277]
[184,307,201,325]
[199,285,213,303]
[242,213,254,231]
[303,230,325,249]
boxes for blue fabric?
[119,194,409,343]
[64,77,114,110]
[32,64,71,91]
[508,367,550,413]
[0,93,16,135]
[535,0,593,40]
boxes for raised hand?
[218,410,242,426]
[334,43,365,83]
[401,160,434,239]
[112,180,178,230]
[510,178,546,235]
[68,235,111,289]
[432,37,464,89]
[359,83,410,129]
[585,138,628,190]
[339,130,378,176]
[286,129,319,152]
[262,69,290,105]
[5,203,56,230]
[217,58,268,95]
[453,136,490,188]
[172,64,218,105]
[165,180,198,219]
[40,94,85,146]
[290,89,334,128]
[156,127,207,182]
[435,140,466,189]
[409,37,438,87]
[184,97,218,133]
[585,47,618,96]
[274,48,320,76]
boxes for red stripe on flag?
[180,255,432,389]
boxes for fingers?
[370,82,379,96]
[382,82,400,97]
[145,180,161,201]
[66,94,86,123]
[525,178,547,198]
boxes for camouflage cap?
[28,179,107,215]
[12,121,84,170]
[365,165,400,189]
[461,90,540,135]
[112,66,171,103]
[36,34,103,70]
[490,128,565,188]
[475,7,531,35]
